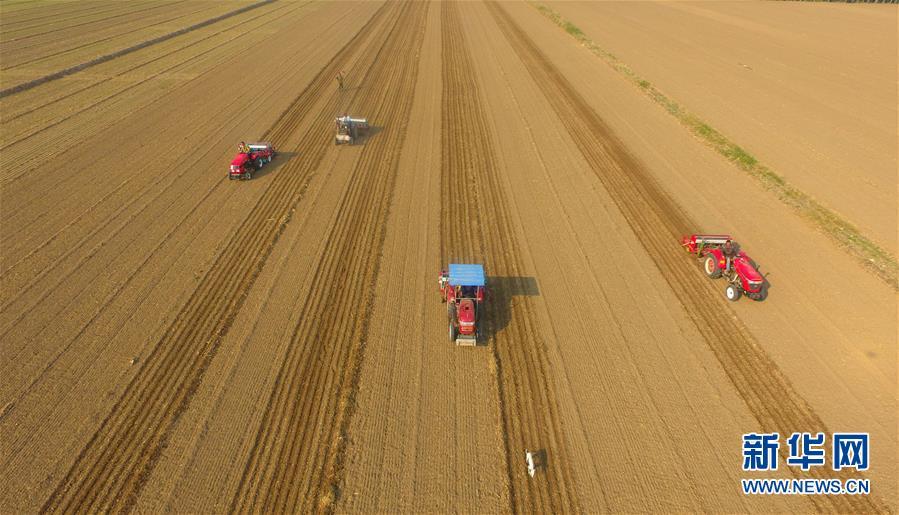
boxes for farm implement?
[335,115,369,145]
[681,234,767,301]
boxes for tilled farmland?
[1,1,895,513]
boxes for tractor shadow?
[251,151,298,180]
[482,275,539,344]
[334,126,381,147]
[357,125,382,146]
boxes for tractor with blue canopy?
[438,264,486,345]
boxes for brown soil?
[551,0,897,251]
[1,1,894,512]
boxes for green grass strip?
[530,1,897,289]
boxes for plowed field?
[1,1,895,513]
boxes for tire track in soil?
[440,2,579,512]
[0,1,300,180]
[0,0,325,251]
[0,0,321,330]
[1,1,211,58]
[0,1,164,37]
[0,0,275,98]
[38,4,395,513]
[0,3,361,402]
[1,0,295,135]
[227,3,428,512]
[0,5,302,312]
[486,2,885,512]
[0,4,372,379]
[1,1,199,46]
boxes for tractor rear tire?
[704,256,722,278]
[447,304,456,341]
[256,158,264,169]
[725,284,742,302]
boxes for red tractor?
[439,264,486,345]
[229,142,275,180]
[681,234,767,301]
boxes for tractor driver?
[723,239,740,272]
[238,141,251,155]
[723,239,740,257]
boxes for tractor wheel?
[449,322,456,342]
[753,283,768,302]
[243,171,252,180]
[256,158,264,169]
[725,283,742,302]
[704,256,722,278]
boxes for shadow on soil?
[247,151,298,181]
[331,125,381,148]
[355,125,382,146]
[482,275,540,345]
[365,125,383,142]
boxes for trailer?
[438,264,486,345]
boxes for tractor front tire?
[725,284,742,302]
[256,158,264,169]
[449,322,456,342]
[753,283,768,302]
[704,256,722,278]
[243,171,252,180]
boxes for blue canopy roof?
[448,264,485,286]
